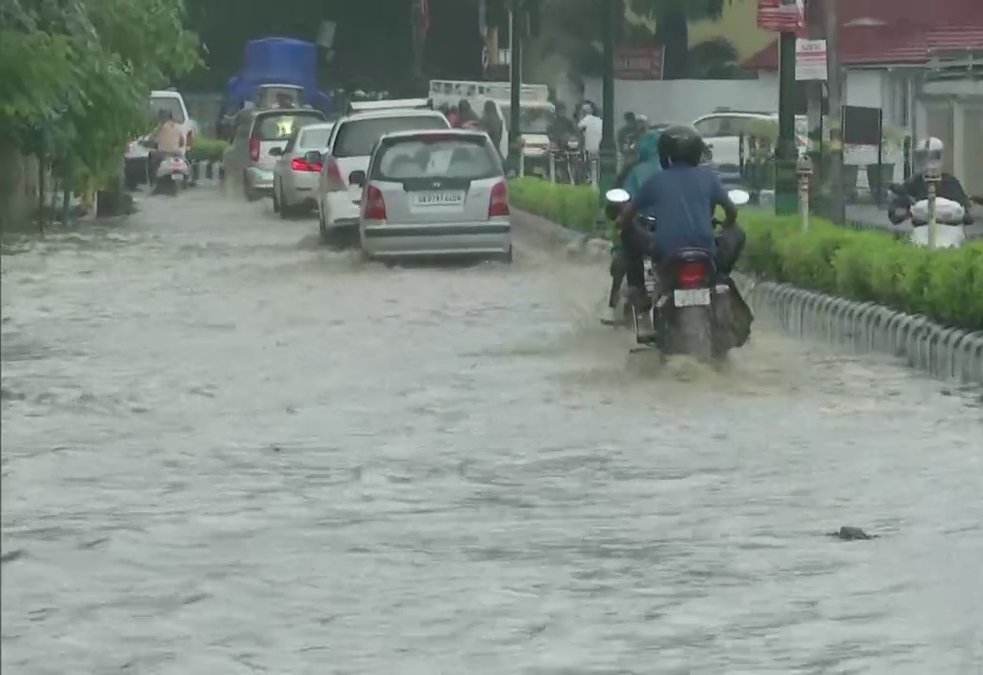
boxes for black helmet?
[657,124,705,169]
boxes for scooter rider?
[615,125,743,337]
[604,130,664,323]
[604,138,640,322]
[889,137,974,224]
[149,109,184,185]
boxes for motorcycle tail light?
[677,261,709,289]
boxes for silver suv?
[222,108,326,201]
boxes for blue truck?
[216,38,333,139]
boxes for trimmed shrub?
[508,177,598,234]
[187,137,228,163]
[507,179,983,331]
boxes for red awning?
[745,0,983,69]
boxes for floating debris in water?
[828,526,877,541]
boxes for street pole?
[775,31,798,215]
[824,0,845,223]
[508,0,523,174]
[598,0,617,195]
[804,0,824,213]
[411,0,425,89]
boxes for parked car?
[272,122,334,217]
[692,110,809,178]
[312,107,451,246]
[124,89,198,189]
[352,129,512,263]
[222,107,326,201]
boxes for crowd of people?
[436,99,504,151]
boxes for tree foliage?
[0,0,200,188]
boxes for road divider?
[509,177,983,385]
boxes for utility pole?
[411,0,425,89]
[598,0,617,194]
[804,0,824,212]
[824,0,845,223]
[775,30,798,215]
[508,0,523,173]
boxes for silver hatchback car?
[272,122,334,217]
[357,129,512,262]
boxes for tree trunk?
[656,11,689,79]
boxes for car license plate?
[412,191,464,207]
[674,288,711,307]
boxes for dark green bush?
[508,179,983,331]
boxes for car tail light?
[362,184,387,221]
[325,157,344,187]
[488,180,510,218]
[291,157,322,172]
[677,261,710,290]
[249,138,260,162]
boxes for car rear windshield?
[372,136,501,181]
[149,96,186,123]
[298,126,333,149]
[252,112,325,141]
[333,116,449,158]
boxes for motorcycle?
[604,187,754,362]
[550,138,586,185]
[887,182,972,249]
[150,144,191,196]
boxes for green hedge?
[508,177,600,234]
[187,137,228,163]
[508,178,983,331]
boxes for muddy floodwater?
[2,187,982,674]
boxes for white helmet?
[914,136,944,172]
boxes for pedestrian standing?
[480,100,503,154]
[578,103,603,184]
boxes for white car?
[312,107,451,246]
[124,90,199,189]
[357,129,512,262]
[150,89,199,150]
[272,122,334,217]
[693,110,809,177]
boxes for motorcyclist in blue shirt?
[614,124,743,339]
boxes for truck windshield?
[257,87,303,109]
[149,96,186,123]
[500,105,554,134]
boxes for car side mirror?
[304,150,323,166]
[348,170,366,188]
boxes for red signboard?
[757,0,804,33]
[614,46,665,80]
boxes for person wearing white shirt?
[578,109,603,184]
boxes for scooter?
[887,183,972,249]
[603,188,754,362]
[151,146,191,196]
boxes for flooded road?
[3,187,982,674]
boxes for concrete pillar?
[951,100,966,186]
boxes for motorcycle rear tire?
[675,305,713,362]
